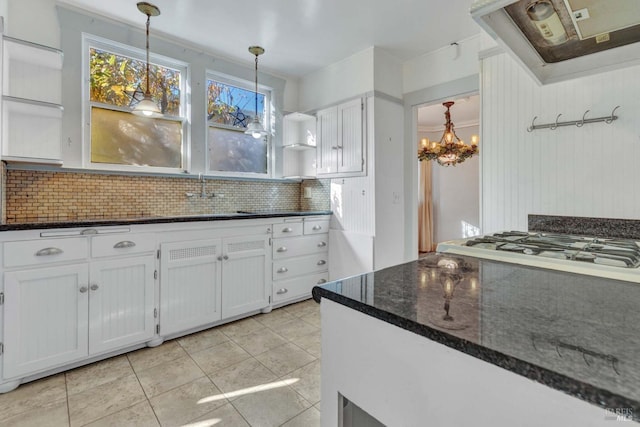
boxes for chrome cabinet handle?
[79,286,88,293]
[277,246,287,253]
[35,247,64,256]
[312,225,322,231]
[276,288,288,295]
[317,241,327,247]
[90,283,99,291]
[317,279,327,284]
[217,255,223,261]
[113,240,136,249]
[223,255,229,260]
[266,228,272,233]
[317,260,327,265]
[331,146,339,150]
[282,227,293,233]
[277,267,288,273]
[81,228,98,235]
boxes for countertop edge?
[312,286,640,421]
[0,211,333,231]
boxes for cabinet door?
[88,256,155,354]
[316,106,338,175]
[221,235,270,319]
[337,98,364,173]
[3,264,89,379]
[160,239,222,336]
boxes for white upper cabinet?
[282,112,317,179]
[1,36,64,164]
[316,98,365,177]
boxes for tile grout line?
[64,372,72,427]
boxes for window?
[206,75,271,176]
[85,36,187,171]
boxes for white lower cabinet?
[2,255,155,379]
[159,239,223,336]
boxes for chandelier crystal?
[418,101,478,166]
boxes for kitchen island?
[312,253,640,426]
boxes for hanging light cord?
[254,53,259,119]
[145,13,151,95]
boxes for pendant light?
[132,2,162,118]
[245,46,268,139]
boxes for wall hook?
[605,105,620,124]
[550,114,562,130]
[527,116,538,132]
[576,110,589,127]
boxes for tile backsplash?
[2,168,330,224]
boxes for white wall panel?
[481,54,640,233]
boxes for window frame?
[82,33,190,173]
[205,70,272,178]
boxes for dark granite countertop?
[0,210,332,231]
[313,253,640,421]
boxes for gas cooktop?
[437,231,640,283]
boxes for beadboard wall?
[481,54,640,233]
[1,168,330,224]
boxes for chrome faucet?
[199,173,207,198]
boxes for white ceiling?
[418,94,479,129]
[57,0,481,77]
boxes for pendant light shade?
[245,46,267,139]
[132,2,162,118]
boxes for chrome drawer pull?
[223,255,229,260]
[282,227,293,233]
[217,255,223,261]
[277,267,289,273]
[90,283,99,291]
[276,288,288,295]
[113,240,136,249]
[79,286,88,293]
[317,241,327,247]
[317,260,327,266]
[277,246,287,252]
[81,228,98,235]
[317,279,327,284]
[312,225,322,231]
[35,247,64,256]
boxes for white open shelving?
[1,35,64,164]
[282,112,316,179]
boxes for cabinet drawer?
[273,234,328,259]
[91,234,157,258]
[4,238,88,268]
[273,272,329,303]
[304,219,330,235]
[273,253,328,281]
[273,222,303,238]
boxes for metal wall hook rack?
[526,106,620,132]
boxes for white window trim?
[205,70,272,179]
[82,33,191,174]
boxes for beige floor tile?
[149,377,227,427]
[230,328,288,356]
[66,355,133,395]
[218,317,265,340]
[282,359,321,404]
[84,400,160,427]
[231,385,311,427]
[127,341,188,373]
[253,308,296,329]
[0,374,66,422]
[208,358,278,402]
[299,310,321,328]
[269,319,319,342]
[177,328,230,354]
[254,343,316,377]
[281,406,321,427]
[68,373,146,427]
[190,340,252,375]
[187,402,250,426]
[136,355,205,398]
[0,398,68,427]
[291,329,321,358]
[315,401,321,412]
[283,299,318,317]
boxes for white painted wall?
[372,47,403,99]
[420,126,480,244]
[481,53,640,233]
[403,34,480,95]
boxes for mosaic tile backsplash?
[3,169,330,224]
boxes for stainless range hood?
[471,0,640,84]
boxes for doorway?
[417,94,480,253]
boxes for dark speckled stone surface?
[0,210,332,231]
[529,214,640,240]
[313,254,640,421]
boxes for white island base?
[320,298,625,427]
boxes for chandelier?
[417,101,478,166]
[132,2,162,118]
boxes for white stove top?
[436,231,640,284]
